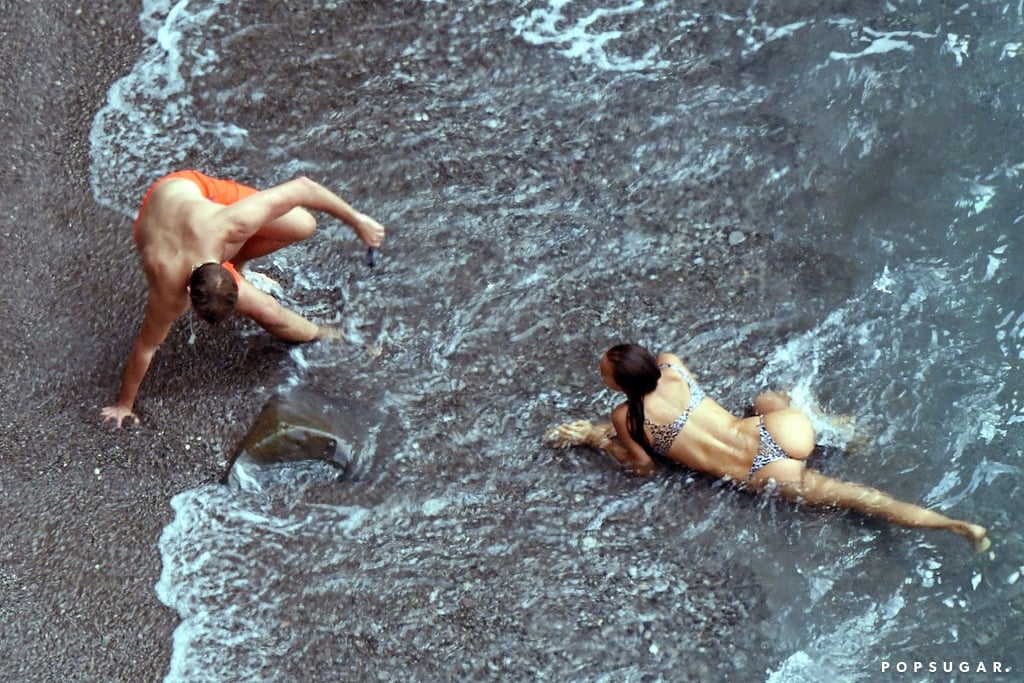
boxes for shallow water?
[90,1,1023,680]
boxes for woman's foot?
[952,521,991,554]
[968,524,991,554]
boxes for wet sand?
[0,3,294,680]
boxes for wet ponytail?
[605,343,661,457]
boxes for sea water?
[90,1,1023,680]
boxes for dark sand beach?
[0,3,296,679]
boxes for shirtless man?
[100,170,386,428]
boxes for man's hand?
[100,405,139,429]
[353,212,385,248]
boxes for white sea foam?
[767,592,906,683]
[944,33,971,66]
[735,17,811,58]
[758,259,1005,458]
[956,181,997,216]
[928,458,1022,510]
[89,0,245,216]
[157,486,375,682]
[830,27,936,62]
[511,0,672,72]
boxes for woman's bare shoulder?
[655,352,688,368]
[610,402,628,422]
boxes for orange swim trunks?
[135,170,259,283]
[134,170,259,232]
[221,261,242,287]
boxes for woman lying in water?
[545,343,990,553]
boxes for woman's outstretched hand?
[544,420,596,448]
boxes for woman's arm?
[609,406,657,476]
[546,416,656,477]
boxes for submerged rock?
[220,387,376,487]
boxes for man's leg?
[232,207,317,267]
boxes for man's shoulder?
[140,180,213,231]
[144,270,190,323]
[139,247,187,290]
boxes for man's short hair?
[189,263,239,323]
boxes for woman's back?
[641,355,759,478]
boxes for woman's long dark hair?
[605,343,661,457]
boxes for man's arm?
[100,298,176,428]
[220,176,385,247]
[234,279,340,343]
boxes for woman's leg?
[754,459,990,552]
[753,390,792,414]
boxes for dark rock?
[220,387,376,486]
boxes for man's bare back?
[101,170,386,428]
